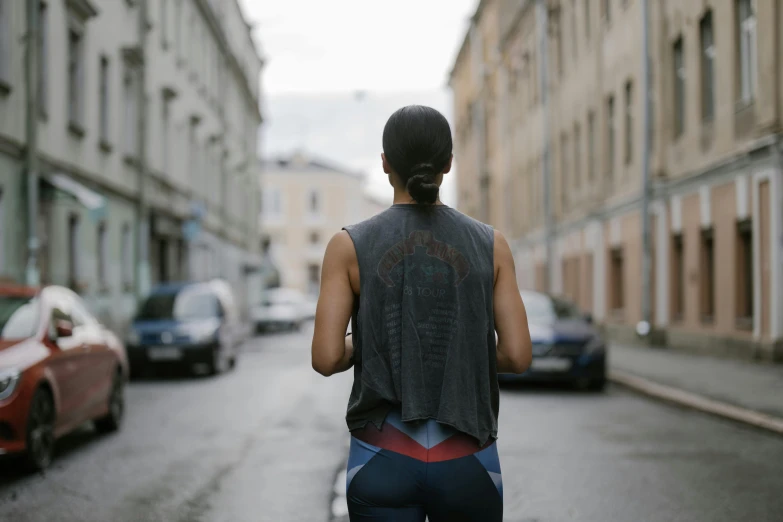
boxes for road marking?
[610,370,783,436]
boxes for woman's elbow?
[311,352,336,376]
[311,342,340,376]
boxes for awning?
[45,173,107,221]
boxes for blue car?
[125,280,242,377]
[498,291,607,391]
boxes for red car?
[0,283,128,471]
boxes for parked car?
[126,280,242,377]
[0,283,128,471]
[498,290,607,391]
[251,288,310,333]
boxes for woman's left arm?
[311,230,357,376]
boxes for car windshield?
[0,296,40,339]
[135,288,219,320]
[521,292,583,324]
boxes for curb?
[609,370,783,436]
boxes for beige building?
[450,0,782,361]
[259,152,385,296]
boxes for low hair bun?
[406,163,439,205]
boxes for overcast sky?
[238,0,478,205]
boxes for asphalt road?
[0,323,353,522]
[2,325,782,522]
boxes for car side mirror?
[584,313,593,324]
[55,319,74,339]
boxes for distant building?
[259,152,380,296]
[450,0,782,361]
[0,0,264,329]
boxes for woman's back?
[344,204,497,445]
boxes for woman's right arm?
[493,230,533,374]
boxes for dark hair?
[382,105,453,205]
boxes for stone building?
[0,0,264,330]
[450,0,782,360]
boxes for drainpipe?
[638,0,653,339]
[135,0,150,298]
[536,0,553,292]
[24,0,40,286]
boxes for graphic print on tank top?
[376,230,472,404]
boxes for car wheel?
[24,387,56,472]
[95,371,125,433]
[206,345,222,376]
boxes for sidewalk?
[609,343,783,432]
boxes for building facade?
[0,0,264,330]
[450,0,783,361]
[259,152,382,296]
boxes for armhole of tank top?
[341,226,363,297]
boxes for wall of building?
[0,0,264,332]
[451,0,783,361]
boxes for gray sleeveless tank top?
[343,204,497,445]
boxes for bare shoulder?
[325,230,357,262]
[493,229,513,261]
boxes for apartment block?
[450,0,783,361]
[0,0,265,330]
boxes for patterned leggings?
[345,410,503,521]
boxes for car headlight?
[0,369,21,401]
[584,336,606,354]
[185,324,219,344]
[126,330,141,346]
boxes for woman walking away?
[311,105,533,522]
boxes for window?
[606,95,615,178]
[174,0,182,58]
[673,37,685,138]
[700,228,715,322]
[38,1,48,117]
[671,233,684,321]
[737,0,757,103]
[571,0,578,57]
[123,65,138,156]
[585,0,591,40]
[700,11,715,122]
[121,223,132,289]
[99,56,110,145]
[624,80,633,164]
[0,0,9,87]
[67,28,84,129]
[161,95,170,176]
[68,215,80,290]
[308,190,321,215]
[610,247,624,312]
[573,123,581,189]
[736,219,753,328]
[560,133,569,206]
[160,0,168,48]
[307,264,320,296]
[97,222,107,288]
[603,0,611,23]
[587,110,596,183]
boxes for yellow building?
[450,0,782,361]
[259,152,385,295]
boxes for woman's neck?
[392,188,443,206]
